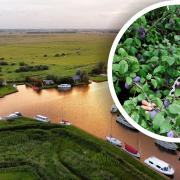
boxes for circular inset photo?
[108,1,180,142]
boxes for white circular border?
[108,0,180,142]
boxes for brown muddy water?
[0,82,179,179]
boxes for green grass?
[0,166,39,180]
[0,33,115,81]
[0,117,165,180]
[90,75,107,82]
[0,85,17,98]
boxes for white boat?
[144,156,175,176]
[58,84,71,91]
[110,104,118,113]
[155,140,178,152]
[106,136,122,147]
[13,84,17,89]
[14,112,22,117]
[116,115,136,130]
[34,115,49,122]
[5,113,19,120]
[60,120,71,126]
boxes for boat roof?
[58,84,71,86]
[146,156,170,167]
[35,115,48,118]
[155,140,178,149]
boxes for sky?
[0,0,165,29]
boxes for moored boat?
[58,84,71,91]
[116,115,136,130]
[106,136,122,147]
[5,112,22,120]
[122,143,140,158]
[34,115,49,122]
[110,104,118,113]
[144,156,175,176]
[32,86,41,92]
[155,140,178,152]
[60,120,71,126]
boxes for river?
[0,82,179,179]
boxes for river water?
[0,82,179,179]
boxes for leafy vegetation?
[0,85,17,98]
[15,65,49,73]
[113,5,180,137]
[0,117,165,180]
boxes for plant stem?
[134,82,151,103]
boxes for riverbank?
[90,75,107,82]
[0,117,165,180]
[0,85,17,98]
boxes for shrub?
[91,62,107,75]
[16,65,49,72]
[0,60,8,65]
[112,5,180,137]
[19,62,26,66]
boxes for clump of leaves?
[113,5,180,137]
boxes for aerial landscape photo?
[0,0,179,179]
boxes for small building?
[43,80,55,86]
[72,75,81,84]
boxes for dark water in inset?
[0,82,179,179]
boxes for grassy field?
[0,85,17,98]
[0,117,165,180]
[0,33,115,82]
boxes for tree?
[80,71,89,83]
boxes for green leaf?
[126,77,132,85]
[168,104,180,114]
[175,89,180,97]
[137,94,145,101]
[123,38,133,46]
[146,73,152,80]
[131,111,139,123]
[113,60,128,75]
[118,48,128,57]
[153,112,165,130]
[175,116,180,126]
[151,79,157,89]
[153,66,165,74]
[140,77,145,83]
[162,56,175,66]
[142,83,149,92]
[113,54,121,63]
[160,121,172,134]
[153,97,163,108]
[174,35,180,41]
[118,60,128,74]
[114,81,121,94]
[130,73,136,78]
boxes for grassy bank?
[0,85,17,98]
[90,75,107,82]
[0,33,115,81]
[0,117,165,180]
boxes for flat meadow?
[0,33,115,81]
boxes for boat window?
[149,161,153,164]
[162,167,168,171]
[156,165,161,169]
